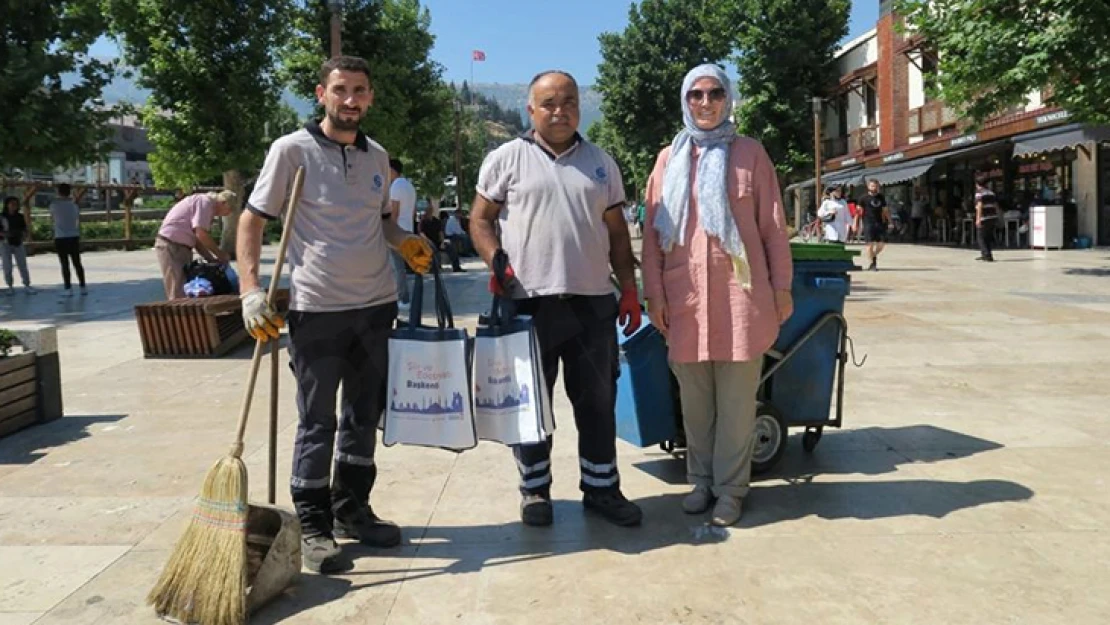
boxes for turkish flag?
[472,50,486,62]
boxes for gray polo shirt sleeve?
[602,151,626,211]
[476,144,511,203]
[247,137,298,220]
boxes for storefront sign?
[882,152,905,164]
[840,157,858,166]
[950,133,978,148]
[1018,161,1055,174]
[1036,110,1070,125]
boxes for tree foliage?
[460,81,525,132]
[105,0,292,251]
[282,0,451,187]
[592,0,733,193]
[729,0,850,179]
[897,0,1110,125]
[0,0,116,172]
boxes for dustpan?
[245,504,301,613]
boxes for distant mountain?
[469,83,603,132]
[89,72,602,131]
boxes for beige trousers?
[670,359,762,498]
[154,238,193,300]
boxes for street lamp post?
[328,0,343,58]
[810,96,824,230]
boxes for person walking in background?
[155,189,234,299]
[469,69,643,528]
[1,196,36,295]
[858,179,890,271]
[975,178,999,262]
[388,158,417,311]
[817,185,851,244]
[48,184,87,296]
[911,186,928,243]
[642,63,793,527]
[444,209,468,271]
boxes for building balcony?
[850,125,881,153]
[908,100,959,136]
[822,135,850,159]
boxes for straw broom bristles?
[148,446,249,625]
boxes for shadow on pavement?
[0,413,127,466]
[1063,267,1110,277]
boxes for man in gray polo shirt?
[470,70,643,528]
[237,55,434,573]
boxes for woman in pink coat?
[642,64,794,526]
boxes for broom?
[148,166,306,625]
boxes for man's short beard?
[326,110,362,132]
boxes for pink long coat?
[641,137,793,364]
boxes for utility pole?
[810,96,823,230]
[328,0,343,58]
[454,98,463,210]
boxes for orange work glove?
[399,235,434,274]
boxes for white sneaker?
[397,301,411,312]
[682,486,714,514]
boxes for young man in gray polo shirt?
[470,70,644,528]
[237,55,434,573]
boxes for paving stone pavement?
[1,240,1109,624]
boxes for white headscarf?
[653,64,751,289]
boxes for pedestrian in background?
[642,63,793,527]
[49,184,87,296]
[1,196,36,295]
[388,158,417,311]
[817,185,851,244]
[975,177,999,262]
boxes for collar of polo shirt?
[306,119,370,152]
[519,128,585,160]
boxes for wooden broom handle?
[231,166,306,457]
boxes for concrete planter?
[0,352,41,437]
[0,325,63,438]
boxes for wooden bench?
[134,289,290,358]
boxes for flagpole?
[470,57,474,104]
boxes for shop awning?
[857,158,936,186]
[784,166,863,192]
[1012,123,1110,158]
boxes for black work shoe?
[521,494,554,527]
[301,535,343,574]
[334,506,402,548]
[583,489,643,527]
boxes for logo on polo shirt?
[595,167,608,181]
[373,174,383,189]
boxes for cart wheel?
[751,402,787,474]
[802,427,823,453]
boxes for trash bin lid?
[790,242,861,262]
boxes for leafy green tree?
[729,0,850,179]
[282,0,451,190]
[1,0,116,172]
[896,0,1110,125]
[104,0,291,253]
[593,0,733,191]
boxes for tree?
[104,0,291,254]
[896,0,1110,125]
[0,0,116,172]
[282,0,452,191]
[729,0,850,179]
[593,0,734,191]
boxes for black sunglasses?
[686,87,726,103]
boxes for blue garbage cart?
[613,245,860,474]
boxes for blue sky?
[89,1,879,86]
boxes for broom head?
[148,453,249,625]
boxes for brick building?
[791,0,1110,247]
